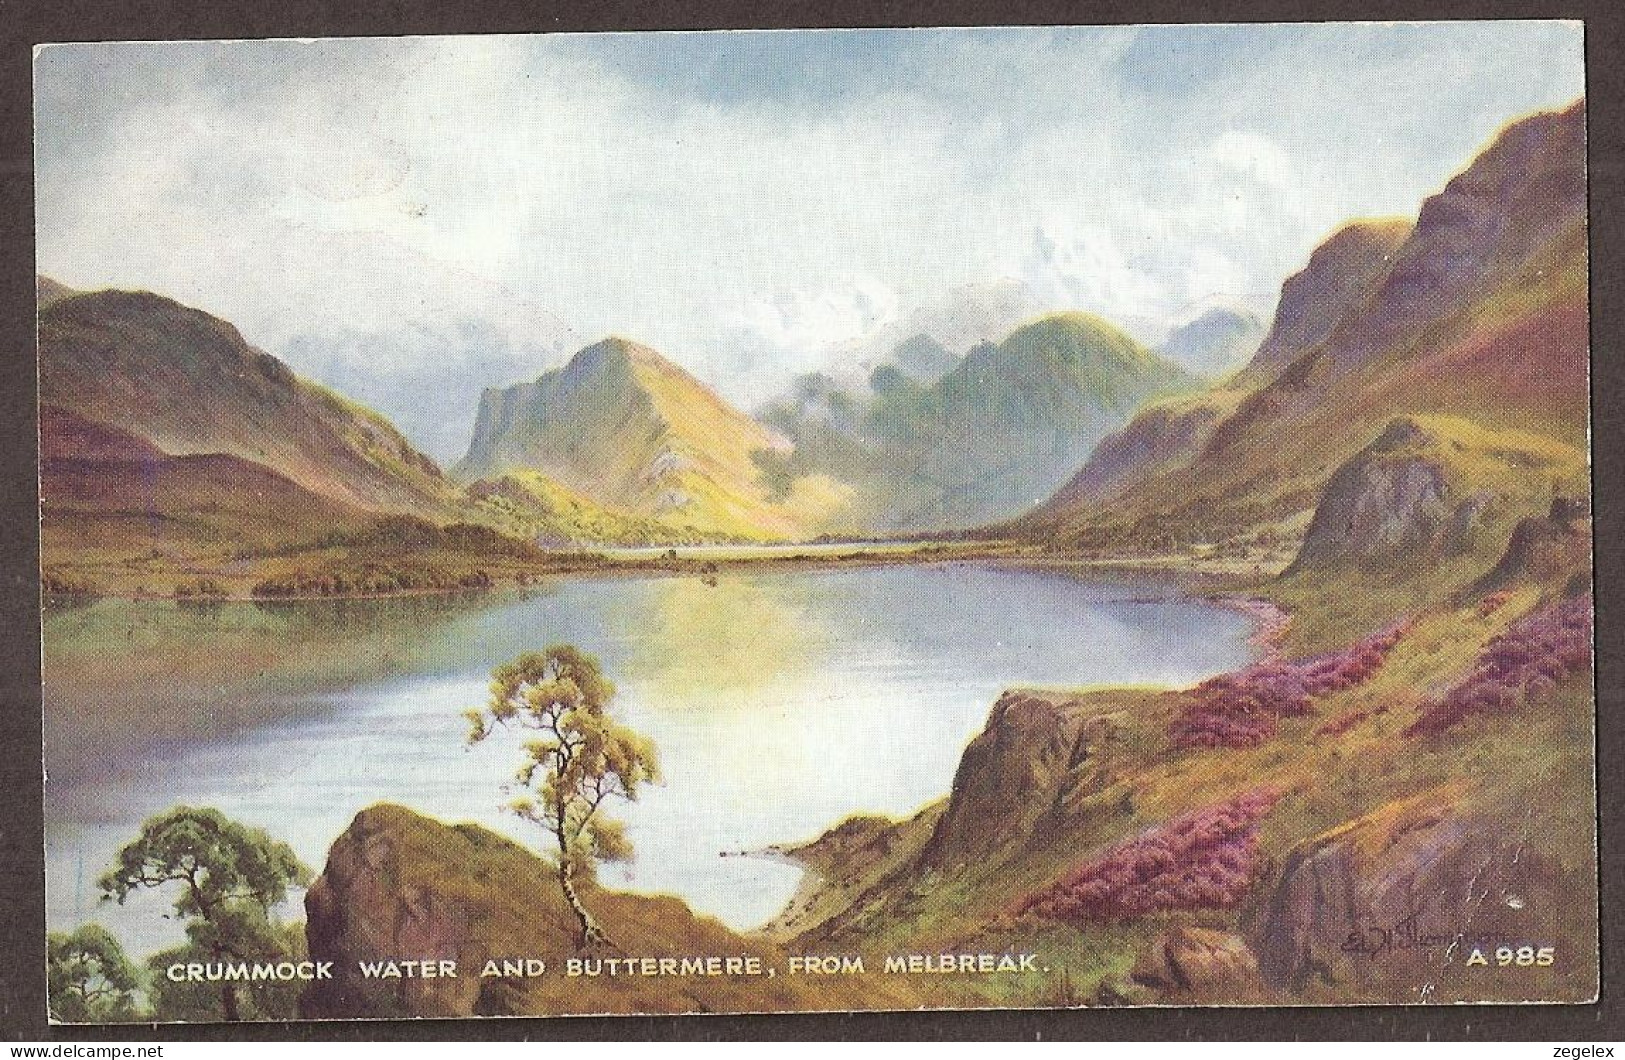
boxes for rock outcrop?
[302,805,540,1018]
[1248,791,1589,1001]
[1287,418,1455,571]
[1286,416,1587,576]
[302,804,903,1018]
[920,689,1132,871]
[1473,498,1593,595]
[920,691,1095,870]
[1130,926,1267,1000]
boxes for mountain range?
[37,99,1589,583]
[1015,100,1588,560]
[760,312,1195,530]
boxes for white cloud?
[34,24,1586,456]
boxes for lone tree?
[466,645,659,949]
[100,806,310,1022]
[47,924,144,1023]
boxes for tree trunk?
[210,938,242,1022]
[558,860,610,950]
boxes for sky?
[34,23,1586,462]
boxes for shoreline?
[42,541,1296,605]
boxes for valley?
[40,96,1597,1017]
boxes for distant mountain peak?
[455,337,821,540]
[1159,305,1266,378]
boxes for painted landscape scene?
[35,24,1596,1021]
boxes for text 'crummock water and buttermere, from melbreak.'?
[163,952,1046,985]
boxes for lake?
[43,562,1259,957]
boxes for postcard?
[35,23,1595,1022]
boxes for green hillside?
[763,312,1194,532]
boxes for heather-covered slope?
[771,442,1594,1005]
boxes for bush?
[42,569,100,597]
[1018,786,1285,923]
[1407,594,1593,737]
[251,564,494,598]
[1170,621,1411,749]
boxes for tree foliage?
[467,645,659,948]
[99,806,310,1021]
[47,924,145,1023]
[144,920,308,1023]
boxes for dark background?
[1,0,1619,1042]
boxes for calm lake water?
[43,563,1258,957]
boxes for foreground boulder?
[1248,790,1595,1002]
[302,804,571,1017]
[302,803,902,1018]
[1129,926,1267,1001]
[920,690,1124,871]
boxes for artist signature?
[1339,911,1457,958]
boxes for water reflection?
[44,564,1257,954]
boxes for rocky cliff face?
[1247,791,1589,1001]
[1238,219,1413,387]
[1286,415,1585,576]
[920,690,1118,871]
[1287,418,1455,571]
[1328,101,1587,373]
